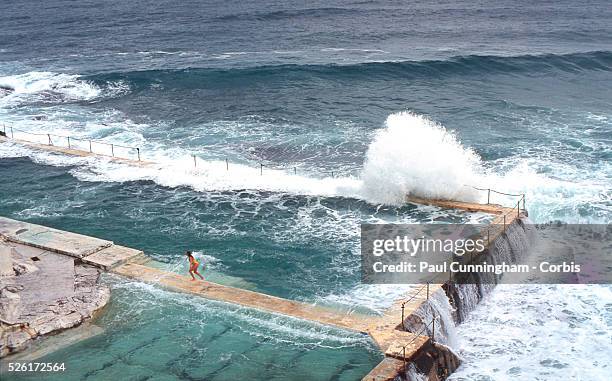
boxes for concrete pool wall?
[0,135,529,380]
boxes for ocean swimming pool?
[2,0,611,379]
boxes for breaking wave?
[0,71,129,106]
[360,112,483,204]
[0,111,487,206]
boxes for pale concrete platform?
[0,136,151,166]
[407,195,518,216]
[112,262,377,333]
[363,357,408,381]
[1,132,528,375]
[366,284,442,352]
[0,217,112,258]
[385,334,429,360]
[82,245,146,270]
[0,217,147,270]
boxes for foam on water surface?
[2,12,611,377]
[449,285,612,380]
[0,71,128,107]
[0,111,491,207]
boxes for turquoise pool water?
[0,158,483,311]
[0,158,483,380]
[3,277,382,381]
[2,1,611,379]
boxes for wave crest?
[86,50,612,89]
[360,112,482,204]
[0,71,129,106]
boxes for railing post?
[111,144,114,157]
[89,140,92,153]
[193,154,197,168]
[487,189,491,204]
[226,158,228,171]
[431,314,436,342]
[260,163,263,175]
[503,214,506,230]
[523,194,526,211]
[47,134,52,146]
[426,282,429,300]
[401,304,405,330]
[402,346,406,375]
[517,201,520,218]
[137,148,141,161]
[10,126,13,138]
[67,136,71,149]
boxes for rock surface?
[0,240,110,358]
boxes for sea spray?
[360,112,484,205]
[2,110,504,209]
[404,288,458,348]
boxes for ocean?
[1,1,611,380]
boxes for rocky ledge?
[0,238,110,358]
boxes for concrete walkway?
[0,217,145,268]
[0,189,524,366]
[0,216,434,363]
[0,136,151,166]
[1,130,527,378]
[113,262,377,333]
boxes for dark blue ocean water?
[1,1,611,380]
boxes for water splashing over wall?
[446,218,537,322]
[403,288,458,348]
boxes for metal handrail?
[10,127,139,150]
[469,185,524,197]
[404,314,436,347]
[400,283,430,330]
[399,312,437,375]
[455,184,527,212]
[3,124,141,161]
[2,125,530,207]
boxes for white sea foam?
[449,284,612,380]
[4,109,604,227]
[0,71,128,106]
[318,284,419,314]
[0,72,100,103]
[1,111,490,209]
[360,112,484,205]
[477,156,611,224]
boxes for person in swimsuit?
[186,251,204,281]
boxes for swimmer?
[186,251,204,281]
